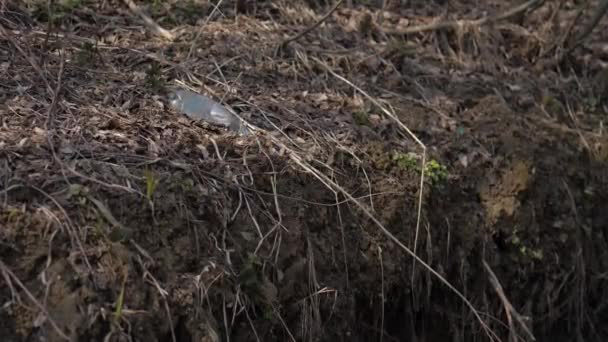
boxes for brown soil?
[1,1,608,341]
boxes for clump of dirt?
[1,1,608,341]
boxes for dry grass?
[1,1,607,341]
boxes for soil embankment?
[1,1,608,341]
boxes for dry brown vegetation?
[1,0,608,341]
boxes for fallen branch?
[0,261,71,341]
[187,0,225,59]
[566,0,608,54]
[383,0,542,35]
[122,0,174,41]
[536,0,608,69]
[278,0,344,50]
[483,260,536,342]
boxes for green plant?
[151,0,163,10]
[508,230,543,261]
[67,183,89,205]
[263,307,273,321]
[61,0,81,8]
[352,110,369,126]
[424,159,448,186]
[238,254,278,318]
[392,152,418,171]
[33,0,82,24]
[390,153,448,186]
[385,38,417,59]
[541,94,565,117]
[75,41,97,66]
[358,12,374,35]
[144,168,158,201]
[91,214,106,240]
[144,62,165,91]
[240,254,262,286]
[113,271,128,326]
[180,177,195,192]
[5,207,23,222]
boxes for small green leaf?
[144,169,158,201]
[113,272,128,325]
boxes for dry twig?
[187,0,225,59]
[0,261,71,341]
[310,56,429,298]
[383,0,542,35]
[566,0,608,54]
[483,261,535,342]
[278,0,344,51]
[122,0,174,41]
[248,57,501,341]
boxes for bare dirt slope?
[1,1,608,341]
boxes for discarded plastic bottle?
[167,89,250,135]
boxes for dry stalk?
[378,246,385,342]
[566,0,608,54]
[0,26,53,93]
[244,309,262,342]
[306,234,322,340]
[28,185,93,274]
[281,144,499,341]
[273,304,298,342]
[188,0,225,59]
[253,218,282,255]
[230,189,244,222]
[0,261,70,341]
[136,255,177,342]
[383,0,542,35]
[244,195,264,240]
[166,25,500,339]
[250,158,285,259]
[329,138,375,211]
[246,58,500,340]
[332,171,350,288]
[262,148,282,226]
[310,56,428,301]
[222,294,230,342]
[44,49,64,128]
[278,0,344,51]
[534,0,568,59]
[561,180,588,339]
[42,47,137,202]
[122,0,174,41]
[483,261,535,342]
[559,4,586,50]
[537,1,590,66]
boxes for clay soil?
[1,0,608,341]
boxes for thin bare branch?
[122,0,174,41]
[383,0,543,35]
[0,261,71,341]
[278,0,344,50]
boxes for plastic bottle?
[167,89,250,135]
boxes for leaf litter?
[1,0,608,341]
